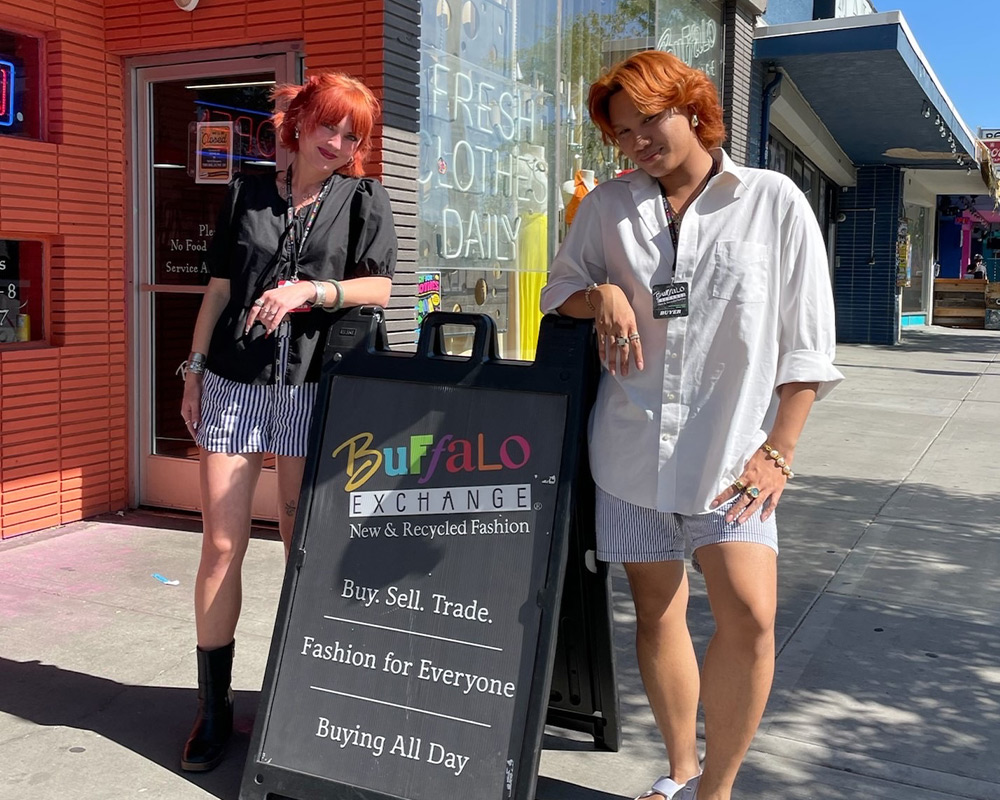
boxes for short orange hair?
[272,72,380,177]
[588,51,726,150]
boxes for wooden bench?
[933,278,987,329]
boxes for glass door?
[134,52,299,518]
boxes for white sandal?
[634,776,688,800]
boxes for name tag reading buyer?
[652,282,689,319]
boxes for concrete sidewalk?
[2,326,999,800]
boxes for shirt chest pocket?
[710,241,770,304]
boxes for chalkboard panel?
[241,311,596,800]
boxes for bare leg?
[624,560,702,795]
[275,455,307,559]
[194,450,264,649]
[694,542,777,800]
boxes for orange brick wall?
[0,0,389,539]
[0,1,128,538]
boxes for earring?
[294,128,300,139]
[692,114,699,128]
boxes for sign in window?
[0,27,42,138]
[0,60,14,127]
[0,240,44,344]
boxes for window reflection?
[417,0,725,359]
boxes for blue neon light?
[0,60,15,127]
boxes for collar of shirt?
[617,148,749,245]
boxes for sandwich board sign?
[241,310,616,800]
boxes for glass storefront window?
[0,240,44,344]
[767,129,838,242]
[901,206,929,314]
[418,0,725,360]
[0,27,42,140]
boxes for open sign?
[0,60,14,127]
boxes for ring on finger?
[615,335,629,347]
[253,298,265,307]
[744,486,761,499]
[628,332,640,342]
[732,479,746,492]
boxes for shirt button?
[671,352,678,359]
[667,392,677,401]
[661,434,669,442]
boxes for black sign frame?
[240,309,602,800]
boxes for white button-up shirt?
[540,150,844,515]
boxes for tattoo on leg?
[284,501,297,517]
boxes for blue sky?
[882,0,995,134]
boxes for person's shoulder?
[352,175,390,201]
[586,171,647,202]
[738,165,798,196]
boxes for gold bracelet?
[762,442,794,479]
[584,283,599,312]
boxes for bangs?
[273,72,381,176]
[300,84,377,141]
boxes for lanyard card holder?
[651,282,689,319]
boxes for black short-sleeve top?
[204,172,396,385]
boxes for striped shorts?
[595,486,778,565]
[195,370,319,457]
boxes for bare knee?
[200,529,249,572]
[626,561,689,642]
[714,598,775,655]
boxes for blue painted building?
[753,1,995,343]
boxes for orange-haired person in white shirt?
[541,51,843,800]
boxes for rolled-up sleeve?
[775,187,844,399]
[540,192,608,314]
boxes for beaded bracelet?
[762,442,795,479]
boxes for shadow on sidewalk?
[0,657,254,799]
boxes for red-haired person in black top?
[178,72,396,772]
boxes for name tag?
[652,282,689,319]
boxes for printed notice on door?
[194,121,233,184]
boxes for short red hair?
[588,51,726,150]
[272,72,380,177]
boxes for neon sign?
[0,60,14,127]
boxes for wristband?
[311,280,327,308]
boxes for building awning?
[755,12,979,174]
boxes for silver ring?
[628,332,640,341]
[615,336,629,347]
[253,298,265,307]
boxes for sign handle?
[416,311,498,363]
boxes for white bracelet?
[311,280,327,308]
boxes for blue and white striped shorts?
[195,370,319,457]
[595,486,779,564]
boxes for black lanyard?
[285,165,334,278]
[660,159,719,271]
